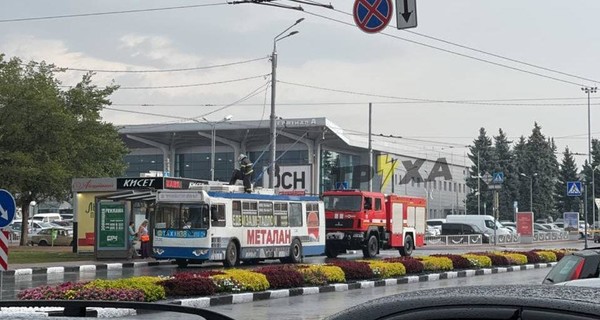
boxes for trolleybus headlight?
[193,249,209,256]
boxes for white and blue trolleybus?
[152,185,325,267]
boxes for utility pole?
[583,87,597,230]
[477,150,481,215]
[368,102,373,192]
[269,18,304,188]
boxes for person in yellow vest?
[229,154,253,193]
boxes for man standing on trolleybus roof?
[229,154,253,193]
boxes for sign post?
[0,189,16,272]
[516,212,534,244]
[96,201,128,259]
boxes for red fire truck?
[322,189,427,258]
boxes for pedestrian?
[229,154,254,193]
[128,221,138,260]
[138,219,151,259]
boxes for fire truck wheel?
[289,239,303,263]
[399,235,414,256]
[223,241,240,267]
[362,234,379,259]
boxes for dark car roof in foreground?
[325,285,600,320]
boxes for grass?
[8,246,92,264]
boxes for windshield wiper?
[545,278,554,283]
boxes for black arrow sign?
[401,0,412,23]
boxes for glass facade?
[124,154,164,177]
[175,152,234,182]
[320,150,362,193]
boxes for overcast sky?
[2,0,599,167]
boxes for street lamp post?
[520,173,538,213]
[200,115,232,181]
[269,18,304,188]
[583,87,597,233]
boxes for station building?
[119,117,470,218]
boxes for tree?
[555,147,580,215]
[466,128,494,215]
[581,139,600,225]
[491,129,519,221]
[520,123,559,220]
[0,55,128,245]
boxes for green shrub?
[534,251,558,262]
[364,261,406,278]
[212,269,270,292]
[418,256,453,271]
[298,265,345,284]
[461,254,492,268]
[502,253,528,265]
[86,277,165,302]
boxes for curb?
[170,262,558,308]
[5,260,174,276]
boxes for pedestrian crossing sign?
[567,181,582,197]
[492,172,504,184]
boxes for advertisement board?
[516,212,533,237]
[97,202,126,249]
[263,165,312,195]
[563,212,579,232]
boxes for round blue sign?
[0,189,16,228]
[353,0,393,34]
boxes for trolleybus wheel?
[289,239,303,263]
[362,234,378,259]
[398,234,414,256]
[224,241,240,267]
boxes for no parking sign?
[353,0,393,33]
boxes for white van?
[445,215,511,236]
[31,213,62,223]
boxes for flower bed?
[18,248,571,301]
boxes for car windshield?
[323,195,362,212]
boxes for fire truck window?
[364,197,372,210]
[375,198,382,211]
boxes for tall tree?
[0,55,128,245]
[581,139,600,225]
[521,123,559,220]
[491,129,519,221]
[555,147,580,215]
[466,128,494,215]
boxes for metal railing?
[532,231,570,242]
[425,235,483,246]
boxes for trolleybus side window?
[155,204,179,229]
[232,201,242,227]
[274,202,289,227]
[289,202,303,227]
[242,201,258,227]
[210,204,226,227]
[258,202,274,227]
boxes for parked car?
[543,249,600,284]
[555,278,600,288]
[426,225,440,237]
[535,223,562,234]
[426,219,446,229]
[445,215,511,236]
[28,227,73,246]
[440,222,490,243]
[31,213,62,223]
[543,223,564,232]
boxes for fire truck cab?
[323,189,427,259]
